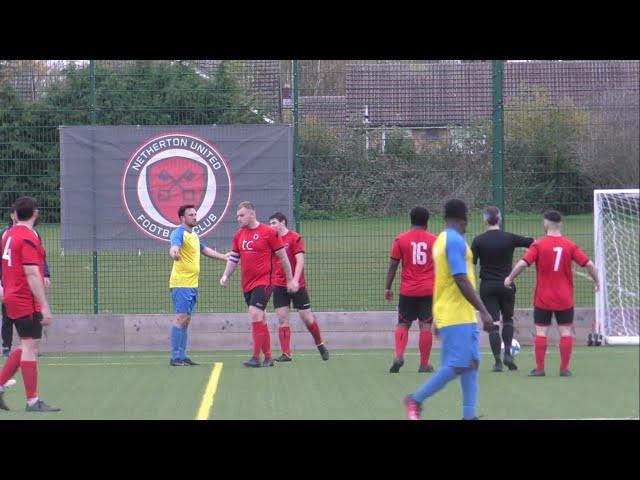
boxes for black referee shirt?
[471,229,533,282]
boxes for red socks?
[394,327,409,358]
[559,336,573,370]
[251,322,263,359]
[307,321,323,346]
[0,348,22,387]
[534,335,547,371]
[261,322,272,360]
[279,326,291,357]
[20,361,38,401]
[419,330,433,368]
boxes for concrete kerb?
[37,309,596,353]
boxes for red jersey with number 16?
[232,223,284,293]
[272,230,306,288]
[390,229,437,297]
[522,235,590,311]
[1,225,46,319]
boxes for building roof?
[340,60,639,128]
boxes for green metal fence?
[1,60,638,314]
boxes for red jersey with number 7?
[522,235,590,311]
[390,229,437,297]
[1,225,46,319]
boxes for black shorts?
[398,295,433,324]
[273,286,311,310]
[480,280,516,324]
[534,307,574,326]
[243,286,273,311]
[11,312,43,339]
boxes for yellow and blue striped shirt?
[432,228,477,328]
[169,226,206,288]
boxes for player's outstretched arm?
[202,247,229,262]
[504,260,528,288]
[583,260,600,292]
[511,233,534,248]
[220,252,239,287]
[384,258,400,302]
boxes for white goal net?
[594,189,640,345]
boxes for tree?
[0,60,265,222]
[504,86,591,214]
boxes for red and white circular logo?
[121,133,232,242]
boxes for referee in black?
[471,206,533,372]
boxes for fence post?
[89,60,99,314]
[492,60,505,229]
[292,60,301,234]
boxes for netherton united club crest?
[121,133,232,241]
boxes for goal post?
[593,189,639,345]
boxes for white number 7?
[553,246,563,272]
[2,237,12,267]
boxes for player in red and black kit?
[505,210,600,377]
[268,212,329,362]
[0,197,60,412]
[1,204,51,358]
[220,201,297,368]
[385,207,437,374]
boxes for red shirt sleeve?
[522,241,539,266]
[390,237,401,260]
[291,234,304,256]
[268,229,284,252]
[21,236,42,266]
[572,245,590,267]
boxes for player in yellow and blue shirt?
[403,200,496,420]
[168,204,228,366]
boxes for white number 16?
[411,241,428,265]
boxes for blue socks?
[180,325,189,359]
[412,366,456,403]
[171,324,190,360]
[171,326,182,360]
[460,368,478,420]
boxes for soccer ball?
[500,339,521,356]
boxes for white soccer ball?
[500,339,521,356]
[3,378,17,389]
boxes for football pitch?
[1,346,637,420]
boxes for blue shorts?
[439,323,480,369]
[171,288,199,315]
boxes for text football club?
[121,133,232,241]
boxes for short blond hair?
[237,201,255,211]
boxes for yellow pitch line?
[195,362,224,420]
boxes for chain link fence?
[1,60,638,313]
